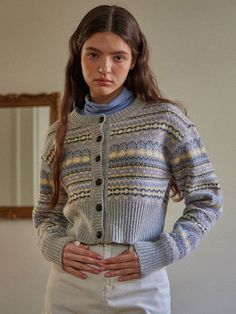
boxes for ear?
[130,56,136,70]
[130,62,136,70]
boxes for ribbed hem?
[40,234,76,268]
[134,232,180,276]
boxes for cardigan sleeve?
[134,123,223,276]
[33,131,76,268]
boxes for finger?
[78,248,102,260]
[64,252,103,266]
[78,243,89,249]
[103,261,140,270]
[65,245,102,260]
[103,251,138,264]
[118,273,141,282]
[104,268,140,277]
[65,261,101,275]
[64,266,88,279]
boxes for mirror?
[0,93,60,219]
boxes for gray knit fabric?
[33,99,223,275]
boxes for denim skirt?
[43,244,170,314]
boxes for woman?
[33,5,223,314]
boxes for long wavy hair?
[51,5,184,207]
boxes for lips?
[94,78,113,86]
[95,78,113,83]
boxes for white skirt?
[43,244,171,314]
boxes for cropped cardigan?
[33,99,223,275]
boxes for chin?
[92,87,117,96]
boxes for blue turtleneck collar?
[79,87,134,116]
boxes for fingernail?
[97,255,102,260]
[99,267,106,271]
[105,272,112,277]
[94,270,100,274]
[118,277,125,281]
[81,274,87,279]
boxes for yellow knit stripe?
[63,155,91,167]
[40,178,51,185]
[109,148,166,161]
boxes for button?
[95,155,101,162]
[95,178,102,185]
[99,116,105,123]
[96,231,102,239]
[96,204,102,212]
[96,135,103,142]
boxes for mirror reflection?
[0,107,50,207]
[0,93,59,219]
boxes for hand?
[102,249,141,282]
[63,242,103,279]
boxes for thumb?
[74,241,89,249]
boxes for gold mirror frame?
[0,93,60,219]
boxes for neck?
[80,87,134,116]
[90,87,123,104]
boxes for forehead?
[82,32,132,54]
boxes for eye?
[88,52,99,60]
[113,55,126,62]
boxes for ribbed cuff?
[40,233,76,268]
[134,232,180,276]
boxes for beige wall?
[0,0,235,313]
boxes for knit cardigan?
[33,99,223,275]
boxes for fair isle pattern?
[64,132,92,144]
[106,110,185,206]
[62,136,93,202]
[110,120,183,141]
[108,139,171,200]
[33,100,223,275]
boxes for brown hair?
[51,5,183,207]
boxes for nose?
[98,57,112,75]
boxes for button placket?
[91,115,106,241]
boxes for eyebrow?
[85,47,130,55]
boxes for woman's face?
[81,32,134,104]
